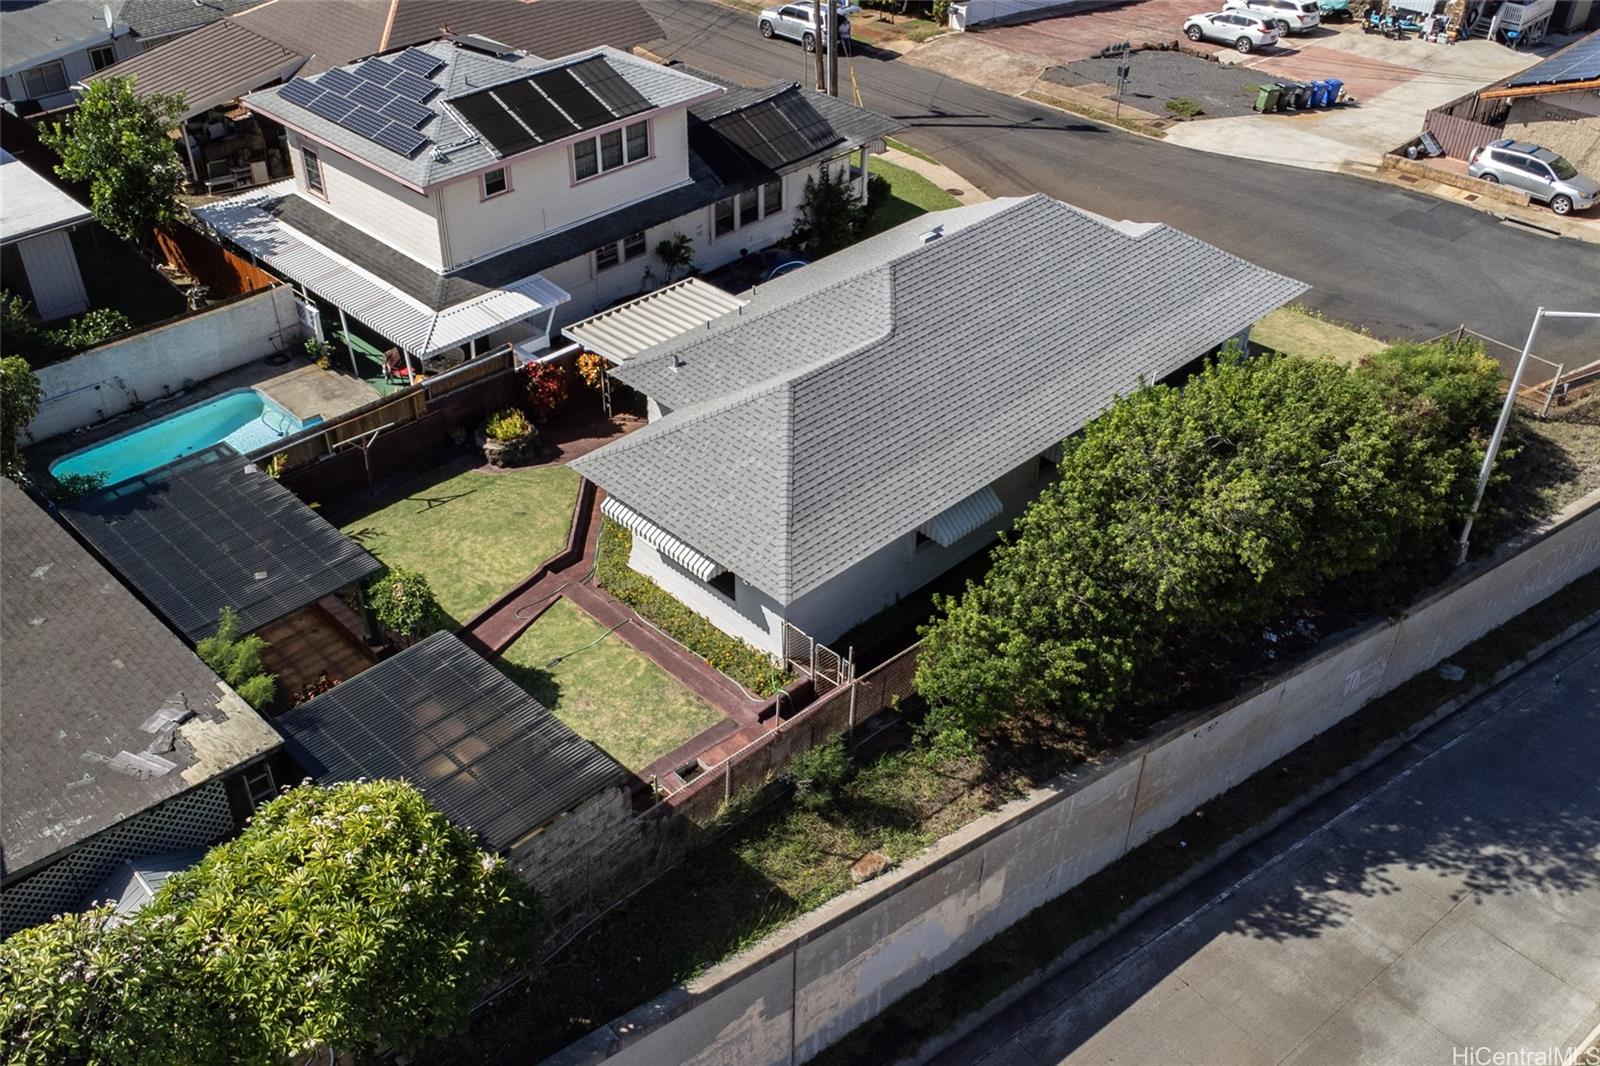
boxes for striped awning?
[565,278,746,365]
[601,495,725,581]
[918,485,1003,548]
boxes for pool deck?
[29,356,379,471]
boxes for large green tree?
[0,781,541,1065]
[914,343,1499,745]
[0,355,43,481]
[40,78,186,243]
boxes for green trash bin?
[1254,83,1281,113]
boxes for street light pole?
[1456,307,1600,564]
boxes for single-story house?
[0,146,91,320]
[0,478,283,935]
[572,194,1308,657]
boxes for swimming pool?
[50,389,314,488]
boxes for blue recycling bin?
[1325,77,1344,105]
[1310,80,1331,107]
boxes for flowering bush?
[521,360,570,420]
[483,406,533,442]
[576,350,606,390]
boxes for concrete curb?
[900,606,1600,1066]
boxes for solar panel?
[318,67,364,96]
[532,66,613,130]
[348,79,394,109]
[567,56,651,118]
[307,92,357,122]
[355,58,399,84]
[373,124,427,157]
[342,105,388,139]
[392,47,444,79]
[451,90,537,154]
[1506,33,1600,88]
[490,79,577,142]
[380,96,434,129]
[388,69,438,102]
[279,78,320,108]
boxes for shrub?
[50,308,132,351]
[655,232,695,282]
[47,470,109,500]
[484,406,533,442]
[595,519,791,695]
[369,566,446,638]
[934,0,951,24]
[916,344,1499,746]
[1164,97,1204,118]
[304,337,332,369]
[1,354,43,480]
[196,607,277,710]
[521,360,570,421]
[793,165,866,257]
[576,350,606,389]
[792,736,852,809]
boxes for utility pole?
[1455,307,1600,564]
[827,0,840,97]
[812,0,825,91]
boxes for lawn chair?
[204,159,239,193]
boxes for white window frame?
[596,231,648,273]
[713,176,786,241]
[596,242,621,271]
[481,166,510,199]
[301,146,326,197]
[20,60,68,99]
[572,119,650,183]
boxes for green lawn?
[864,156,963,238]
[499,599,723,772]
[1250,306,1386,367]
[341,464,579,624]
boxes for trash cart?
[1254,83,1282,113]
[1292,83,1315,109]
[1310,80,1330,107]
[1325,77,1344,105]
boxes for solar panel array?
[708,89,840,171]
[1506,32,1600,88]
[450,56,652,157]
[277,632,625,849]
[278,49,447,158]
[62,445,383,641]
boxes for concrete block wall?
[27,286,304,442]
[549,490,1600,1066]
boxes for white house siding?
[287,134,445,269]
[437,110,695,270]
[626,455,1052,657]
[15,229,88,320]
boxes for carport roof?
[565,278,747,364]
[60,444,383,641]
[276,631,626,850]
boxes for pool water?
[50,389,313,488]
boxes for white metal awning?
[918,484,1003,547]
[601,495,726,581]
[192,183,569,357]
[565,277,746,365]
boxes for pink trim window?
[481,166,511,200]
[572,119,651,183]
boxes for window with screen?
[763,179,783,216]
[302,147,325,195]
[574,119,650,182]
[89,45,117,71]
[482,167,509,198]
[622,231,647,260]
[739,188,760,227]
[625,120,649,161]
[596,242,621,271]
[574,138,599,181]
[714,197,736,237]
[599,128,624,170]
[21,61,67,99]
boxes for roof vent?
[920,225,944,244]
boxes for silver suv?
[1468,139,1599,216]
[1224,0,1321,34]
[758,3,855,52]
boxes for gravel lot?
[1043,49,1266,119]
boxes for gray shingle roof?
[1,480,279,882]
[117,0,258,41]
[243,41,718,189]
[573,195,1309,606]
[90,16,303,115]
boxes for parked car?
[1224,0,1321,34]
[1468,139,1600,216]
[1317,0,1353,22]
[757,3,856,51]
[1184,10,1280,51]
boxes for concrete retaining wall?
[548,491,1600,1066]
[27,286,304,443]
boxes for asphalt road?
[932,620,1600,1066]
[644,1,1600,362]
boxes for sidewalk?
[879,145,991,204]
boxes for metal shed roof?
[60,444,382,641]
[0,149,91,245]
[565,278,747,364]
[276,631,626,850]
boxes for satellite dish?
[104,3,114,30]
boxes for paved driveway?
[935,622,1600,1066]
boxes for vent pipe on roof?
[920,225,944,244]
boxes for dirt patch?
[1043,49,1265,119]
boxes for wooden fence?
[1421,108,1505,161]
[153,223,276,298]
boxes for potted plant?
[477,407,540,467]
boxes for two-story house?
[192,35,899,374]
